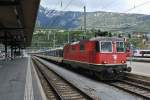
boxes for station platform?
[0,57,46,100]
[127,61,150,76]
[0,56,150,100]
[127,57,150,62]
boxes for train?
[125,48,150,57]
[132,49,150,57]
[34,37,132,80]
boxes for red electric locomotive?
[63,37,131,80]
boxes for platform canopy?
[0,0,40,48]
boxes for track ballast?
[32,57,95,100]
[108,73,150,99]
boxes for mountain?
[80,11,150,33]
[36,6,82,29]
[36,5,150,33]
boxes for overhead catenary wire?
[41,0,150,31]
[45,0,61,15]
[100,0,150,32]
[62,0,73,11]
[43,0,150,16]
[125,0,150,13]
[50,0,74,28]
[101,0,118,10]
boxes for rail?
[108,73,150,99]
[33,55,150,99]
[32,57,94,100]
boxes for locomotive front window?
[101,42,112,52]
[116,42,125,52]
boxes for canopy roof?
[0,0,40,47]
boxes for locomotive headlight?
[103,61,107,64]
[121,60,125,63]
[113,55,117,60]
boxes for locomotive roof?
[90,37,124,41]
[50,47,63,51]
[69,37,124,45]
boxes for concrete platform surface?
[0,58,27,100]
[127,57,150,62]
[127,61,150,76]
[0,57,45,100]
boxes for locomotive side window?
[101,42,112,52]
[80,44,84,51]
[116,42,125,52]
[95,41,100,52]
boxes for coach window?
[101,41,112,52]
[80,44,84,51]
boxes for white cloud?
[40,0,150,15]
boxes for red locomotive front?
[95,39,126,64]
[63,37,131,80]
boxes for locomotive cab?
[94,38,131,79]
[95,40,126,64]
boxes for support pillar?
[4,43,7,59]
[14,46,16,58]
[11,45,13,60]
[4,33,7,60]
[19,47,21,57]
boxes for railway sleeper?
[125,76,150,87]
[111,82,150,99]
[33,57,94,100]
[120,80,150,91]
[32,59,58,100]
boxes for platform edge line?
[31,58,48,100]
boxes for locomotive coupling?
[106,66,132,75]
[122,65,132,72]
[126,67,132,72]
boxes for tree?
[108,32,112,37]
[128,33,131,38]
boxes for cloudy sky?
[41,0,150,15]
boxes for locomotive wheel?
[94,71,121,81]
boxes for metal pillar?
[19,47,21,57]
[14,46,16,58]
[53,32,56,48]
[10,45,13,60]
[82,5,86,40]
[4,43,7,59]
[84,6,86,35]
[4,33,8,59]
[68,31,70,43]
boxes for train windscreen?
[101,42,112,52]
[116,42,125,52]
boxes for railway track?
[108,73,150,99]
[32,57,95,100]
[33,55,150,99]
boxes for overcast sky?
[41,0,150,15]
